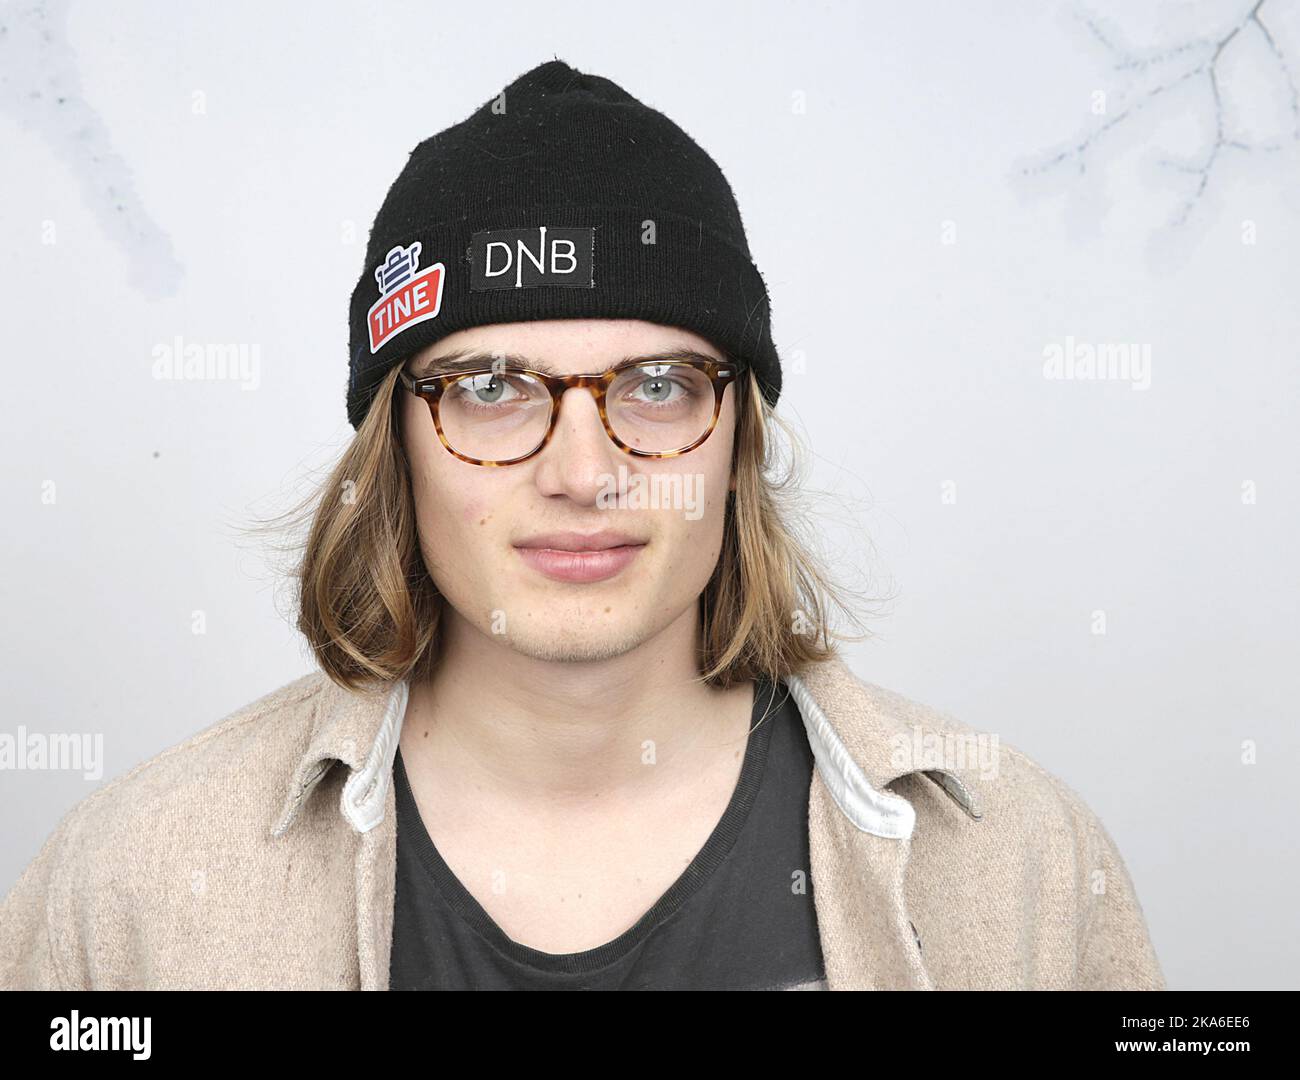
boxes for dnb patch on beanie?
[345,58,782,430]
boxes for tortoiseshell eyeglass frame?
[397,358,738,467]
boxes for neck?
[398,606,754,810]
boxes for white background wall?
[2,0,1297,989]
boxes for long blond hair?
[247,358,882,693]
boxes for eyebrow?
[408,347,724,378]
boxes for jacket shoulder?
[0,671,329,989]
[831,669,1074,820]
[61,670,327,836]
[848,671,1130,836]
[840,671,1164,990]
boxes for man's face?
[399,319,739,663]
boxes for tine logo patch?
[368,242,446,353]
[470,226,595,290]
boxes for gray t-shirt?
[388,677,826,990]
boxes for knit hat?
[345,58,781,430]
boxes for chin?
[502,624,642,665]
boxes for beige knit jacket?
[0,654,1165,990]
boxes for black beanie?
[345,58,781,430]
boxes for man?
[0,59,1164,990]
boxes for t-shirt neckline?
[391,676,786,976]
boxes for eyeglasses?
[398,357,738,467]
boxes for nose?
[532,386,623,499]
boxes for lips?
[514,530,645,553]
[513,531,647,583]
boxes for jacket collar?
[271,674,407,840]
[786,656,983,837]
[271,654,984,842]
